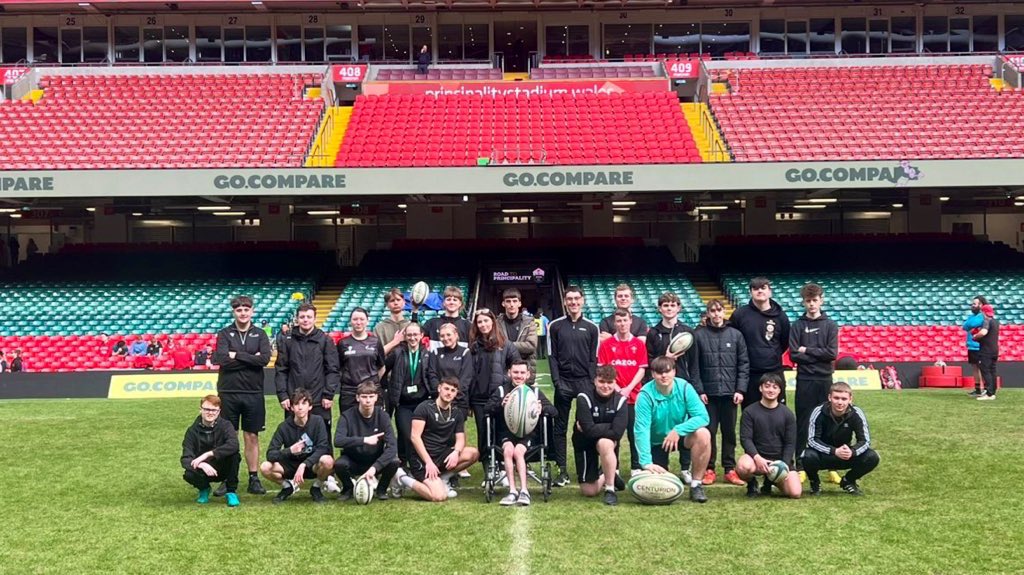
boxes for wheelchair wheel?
[485,479,494,503]
[542,462,552,502]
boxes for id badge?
[406,385,418,395]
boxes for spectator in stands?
[0,350,8,373]
[129,337,153,369]
[261,320,272,339]
[417,45,430,74]
[374,288,411,358]
[598,283,648,344]
[729,276,792,408]
[790,282,839,476]
[194,344,213,369]
[535,309,550,359]
[8,235,19,266]
[800,382,879,496]
[25,238,38,260]
[10,349,23,372]
[112,339,129,357]
[275,323,291,351]
[496,288,538,382]
[129,337,148,356]
[963,296,987,397]
[172,343,194,371]
[974,304,999,401]
[148,338,163,357]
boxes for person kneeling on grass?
[800,381,880,496]
[736,373,801,499]
[486,360,557,507]
[633,356,712,503]
[391,377,480,502]
[260,388,335,504]
[334,382,400,502]
[181,394,241,507]
[574,365,628,506]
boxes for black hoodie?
[266,414,331,468]
[180,416,239,469]
[274,327,341,403]
[213,323,271,393]
[789,313,839,379]
[728,299,791,374]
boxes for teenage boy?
[374,288,411,357]
[729,277,791,407]
[737,373,801,498]
[801,382,880,496]
[391,377,480,502]
[693,299,749,486]
[597,309,648,476]
[422,286,472,351]
[547,285,600,487]
[259,389,335,504]
[485,360,557,506]
[598,283,649,343]
[334,382,400,501]
[574,365,628,506]
[275,303,340,437]
[180,395,241,507]
[634,356,712,503]
[213,295,272,496]
[789,282,838,474]
[496,288,539,381]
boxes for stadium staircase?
[681,103,731,163]
[689,271,735,318]
[305,106,352,167]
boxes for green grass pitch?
[1,377,1022,574]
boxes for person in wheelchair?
[573,365,628,506]
[484,360,557,506]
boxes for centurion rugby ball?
[353,475,378,505]
[503,385,540,438]
[627,472,686,505]
[668,332,694,355]
[765,460,789,485]
[410,281,430,306]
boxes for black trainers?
[603,489,619,506]
[689,484,708,504]
[760,481,773,496]
[337,489,353,502]
[212,482,228,497]
[839,478,864,496]
[613,473,625,492]
[310,486,325,504]
[247,477,267,495]
[375,490,389,501]
[808,480,821,496]
[746,479,760,498]
[272,484,295,504]
[554,469,570,487]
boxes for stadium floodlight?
[802,198,838,204]
[0,208,17,213]
[308,210,340,216]
[793,205,826,210]
[502,209,533,214]
[131,212,142,216]
[892,203,904,208]
[197,206,228,211]
[696,205,728,211]
[940,197,950,202]
[213,211,246,216]
[86,207,96,212]
[612,201,636,207]
[397,204,408,209]
[613,207,631,212]
[9,214,22,219]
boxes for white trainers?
[500,491,519,506]
[630,469,644,478]
[459,470,471,478]
[447,487,459,499]
[498,471,509,488]
[517,490,532,506]
[977,393,996,401]
[324,476,342,494]
[389,468,406,499]
[680,470,693,485]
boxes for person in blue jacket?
[963,296,987,397]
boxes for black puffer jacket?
[468,340,520,404]
[693,324,749,396]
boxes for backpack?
[880,365,902,390]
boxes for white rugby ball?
[503,385,540,438]
[765,460,789,485]
[627,472,685,505]
[410,281,430,305]
[353,475,377,505]
[668,332,694,355]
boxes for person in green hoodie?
[634,356,712,503]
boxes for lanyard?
[408,349,420,378]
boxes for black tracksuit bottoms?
[183,453,241,491]
[795,376,832,469]
[705,395,738,473]
[801,448,880,483]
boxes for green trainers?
[196,488,211,504]
[225,492,240,507]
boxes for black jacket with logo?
[180,416,239,469]
[573,387,628,443]
[274,327,341,403]
[806,402,872,457]
[547,315,599,393]
[789,313,839,380]
[213,324,272,393]
[728,299,791,374]
[427,344,473,409]
[693,323,750,396]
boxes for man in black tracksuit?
[260,389,335,503]
[386,323,434,465]
[334,381,400,500]
[547,286,599,486]
[728,276,791,407]
[789,283,839,470]
[800,382,879,495]
[181,395,241,506]
[275,303,341,437]
[213,295,272,495]
[573,365,628,506]
[693,300,749,485]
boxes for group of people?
[963,296,1000,401]
[181,279,881,507]
[0,349,23,373]
[108,335,207,370]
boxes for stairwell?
[690,271,736,319]
[680,102,731,163]
[305,106,353,167]
[312,283,346,330]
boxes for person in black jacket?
[469,309,520,469]
[213,295,272,496]
[421,285,472,352]
[693,299,749,487]
[181,395,241,507]
[789,283,839,472]
[547,286,599,487]
[736,373,801,498]
[338,307,386,414]
[334,382,400,501]
[386,322,434,465]
[417,45,430,74]
[275,303,341,437]
[259,389,335,504]
[428,323,473,412]
[728,276,791,407]
[800,381,879,496]
[573,365,628,506]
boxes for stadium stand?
[375,67,503,81]
[625,53,712,62]
[335,92,702,167]
[710,64,1024,162]
[570,273,704,328]
[530,65,657,79]
[0,73,323,170]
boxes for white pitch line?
[508,507,532,575]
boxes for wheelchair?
[482,413,553,503]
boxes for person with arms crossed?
[213,295,272,496]
[789,282,839,478]
[338,307,385,414]
[598,283,648,344]
[391,377,480,502]
[974,304,999,401]
[496,288,539,382]
[374,288,411,358]
[728,276,791,407]
[260,389,335,504]
[180,395,241,507]
[633,356,712,503]
[801,381,880,496]
[547,285,600,487]
[334,382,400,501]
[574,365,629,506]
[963,296,987,397]
[736,373,801,498]
[386,322,433,465]
[276,303,341,437]
[421,285,472,351]
[693,299,750,487]
[597,308,648,477]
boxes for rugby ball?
[353,475,378,505]
[503,385,540,438]
[765,460,789,485]
[668,332,694,355]
[410,281,430,306]
[627,472,685,505]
